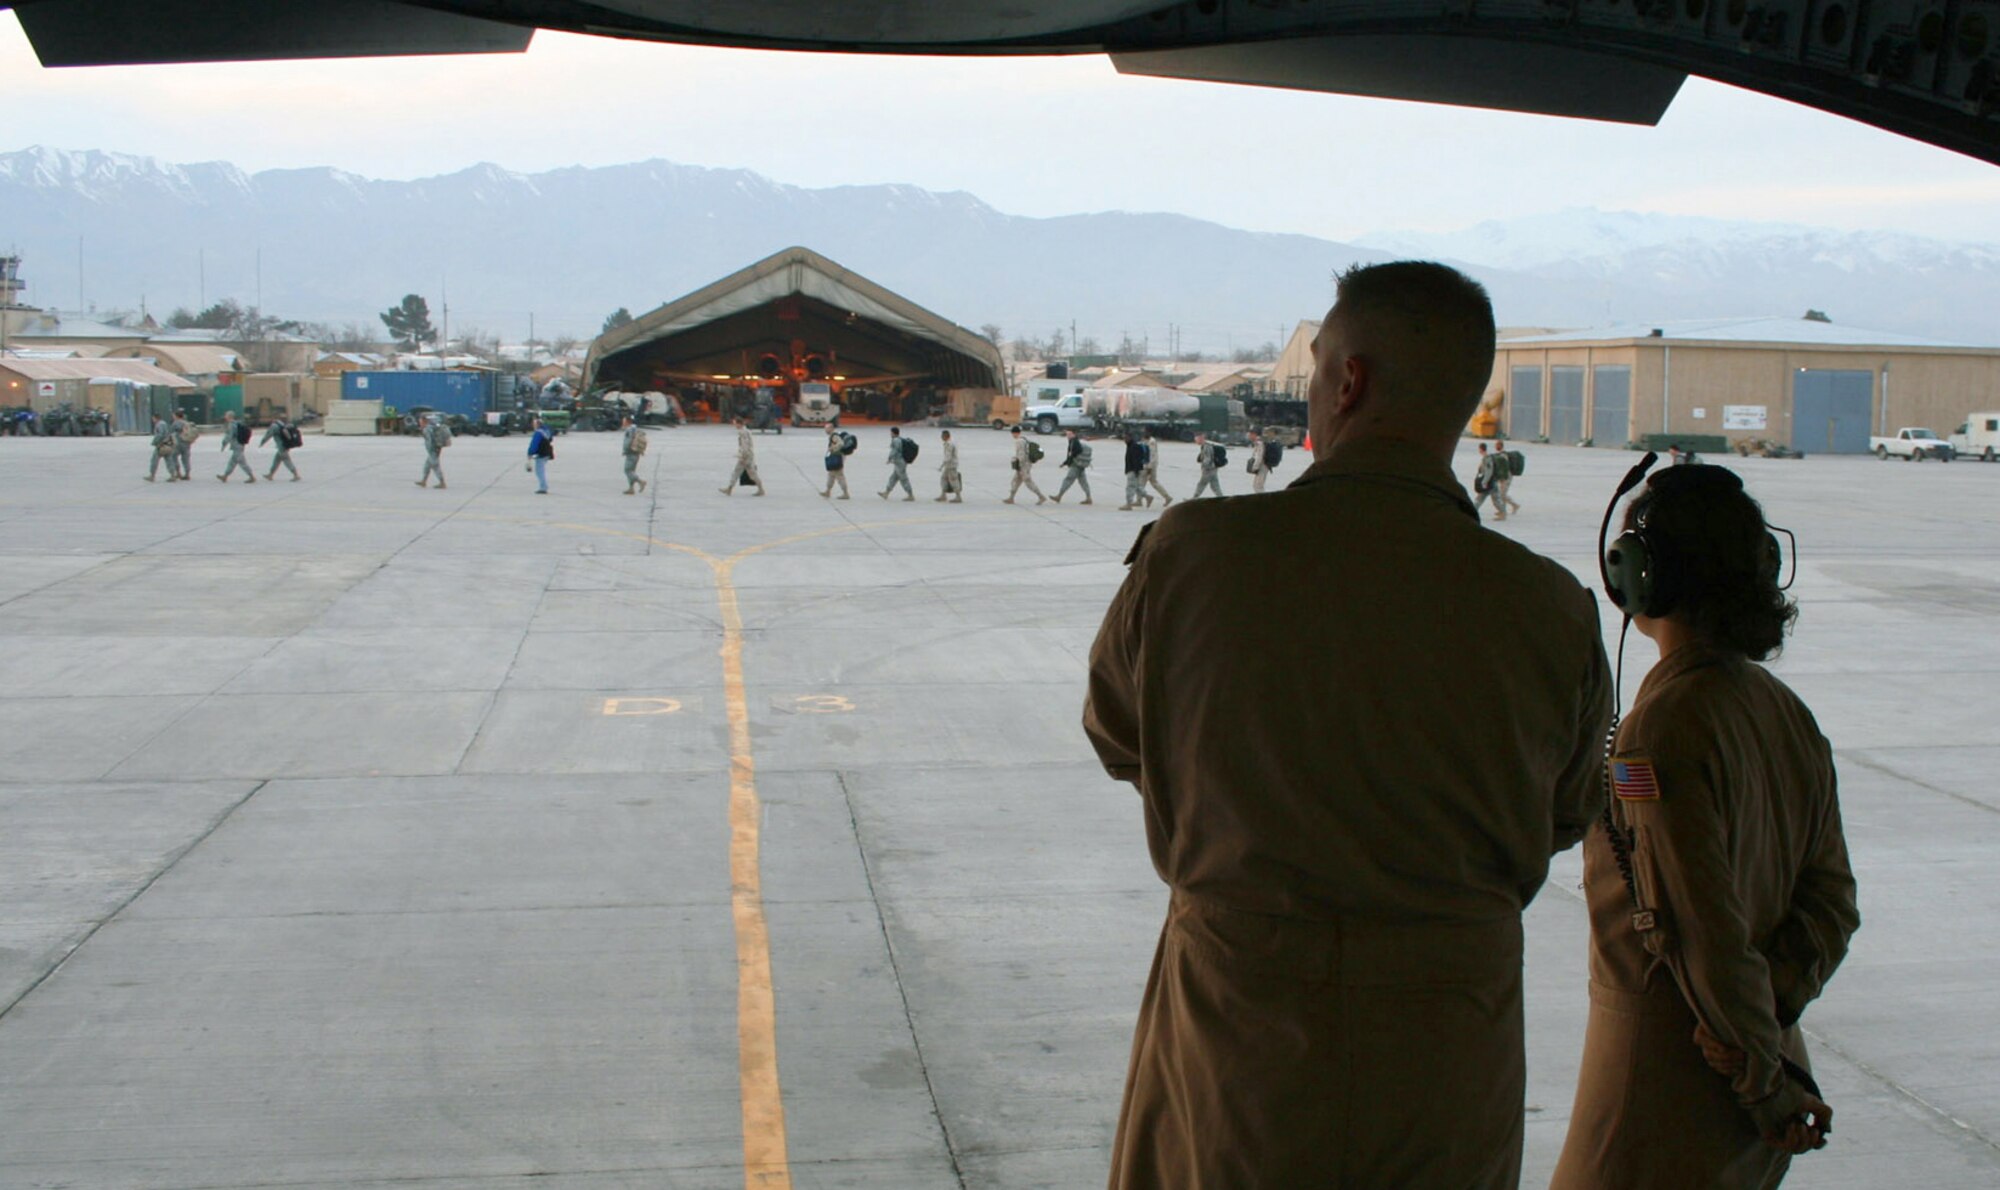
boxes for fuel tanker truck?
[1096,387,1241,441]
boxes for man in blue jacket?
[527,418,553,494]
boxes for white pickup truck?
[1950,412,2000,462]
[1871,427,1956,461]
[1023,389,1094,435]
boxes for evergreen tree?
[602,307,634,334]
[380,294,436,351]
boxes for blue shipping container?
[340,371,497,420]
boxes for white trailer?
[1950,412,2000,462]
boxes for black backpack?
[233,422,250,445]
[283,425,303,449]
[1504,449,1525,476]
[1264,441,1284,468]
[537,432,555,459]
[839,431,859,456]
[1210,444,1228,468]
[900,437,919,463]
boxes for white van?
[1950,412,2000,462]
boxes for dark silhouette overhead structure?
[8,1,1998,167]
[585,246,1004,395]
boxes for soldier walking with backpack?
[822,426,853,499]
[145,414,181,482]
[1052,429,1094,504]
[215,411,256,483]
[936,430,963,502]
[880,427,917,500]
[722,416,766,496]
[261,416,301,481]
[172,412,197,482]
[1246,428,1274,493]
[620,414,649,495]
[1191,432,1225,499]
[416,413,451,489]
[1472,442,1504,520]
[1120,434,1148,511]
[1005,426,1047,505]
[526,417,554,494]
[1493,439,1523,517]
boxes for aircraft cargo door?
[1791,369,1873,455]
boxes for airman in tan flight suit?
[1552,465,1858,1190]
[1085,262,1613,1189]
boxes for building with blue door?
[1485,318,2000,453]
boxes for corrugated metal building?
[1,356,196,430]
[1488,317,2000,453]
[1267,320,1318,397]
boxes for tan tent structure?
[585,246,1003,399]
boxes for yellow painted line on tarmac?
[67,489,990,1190]
[711,549,791,1188]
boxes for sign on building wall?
[1723,405,1768,430]
[35,381,55,398]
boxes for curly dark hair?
[1624,464,1798,660]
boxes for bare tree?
[326,322,380,352]
[1047,328,1068,359]
[1009,336,1040,362]
[549,334,582,357]
[979,322,1004,346]
[1076,336,1103,357]
[453,325,502,359]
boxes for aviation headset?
[1597,454,1794,619]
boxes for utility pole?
[440,272,449,355]
[76,235,84,313]
[198,247,205,312]
[1070,318,1077,361]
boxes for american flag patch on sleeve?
[1611,758,1661,801]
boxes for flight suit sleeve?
[1082,534,1150,785]
[1549,614,1615,855]
[1626,746,1806,1129]
[1765,735,1860,1027]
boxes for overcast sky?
[5,13,2000,245]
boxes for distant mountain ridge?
[4,146,1998,348]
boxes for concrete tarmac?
[2,425,1997,1188]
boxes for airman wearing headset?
[1552,462,1860,1189]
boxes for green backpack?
[1027,440,1045,463]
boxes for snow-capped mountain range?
[4,146,1997,347]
